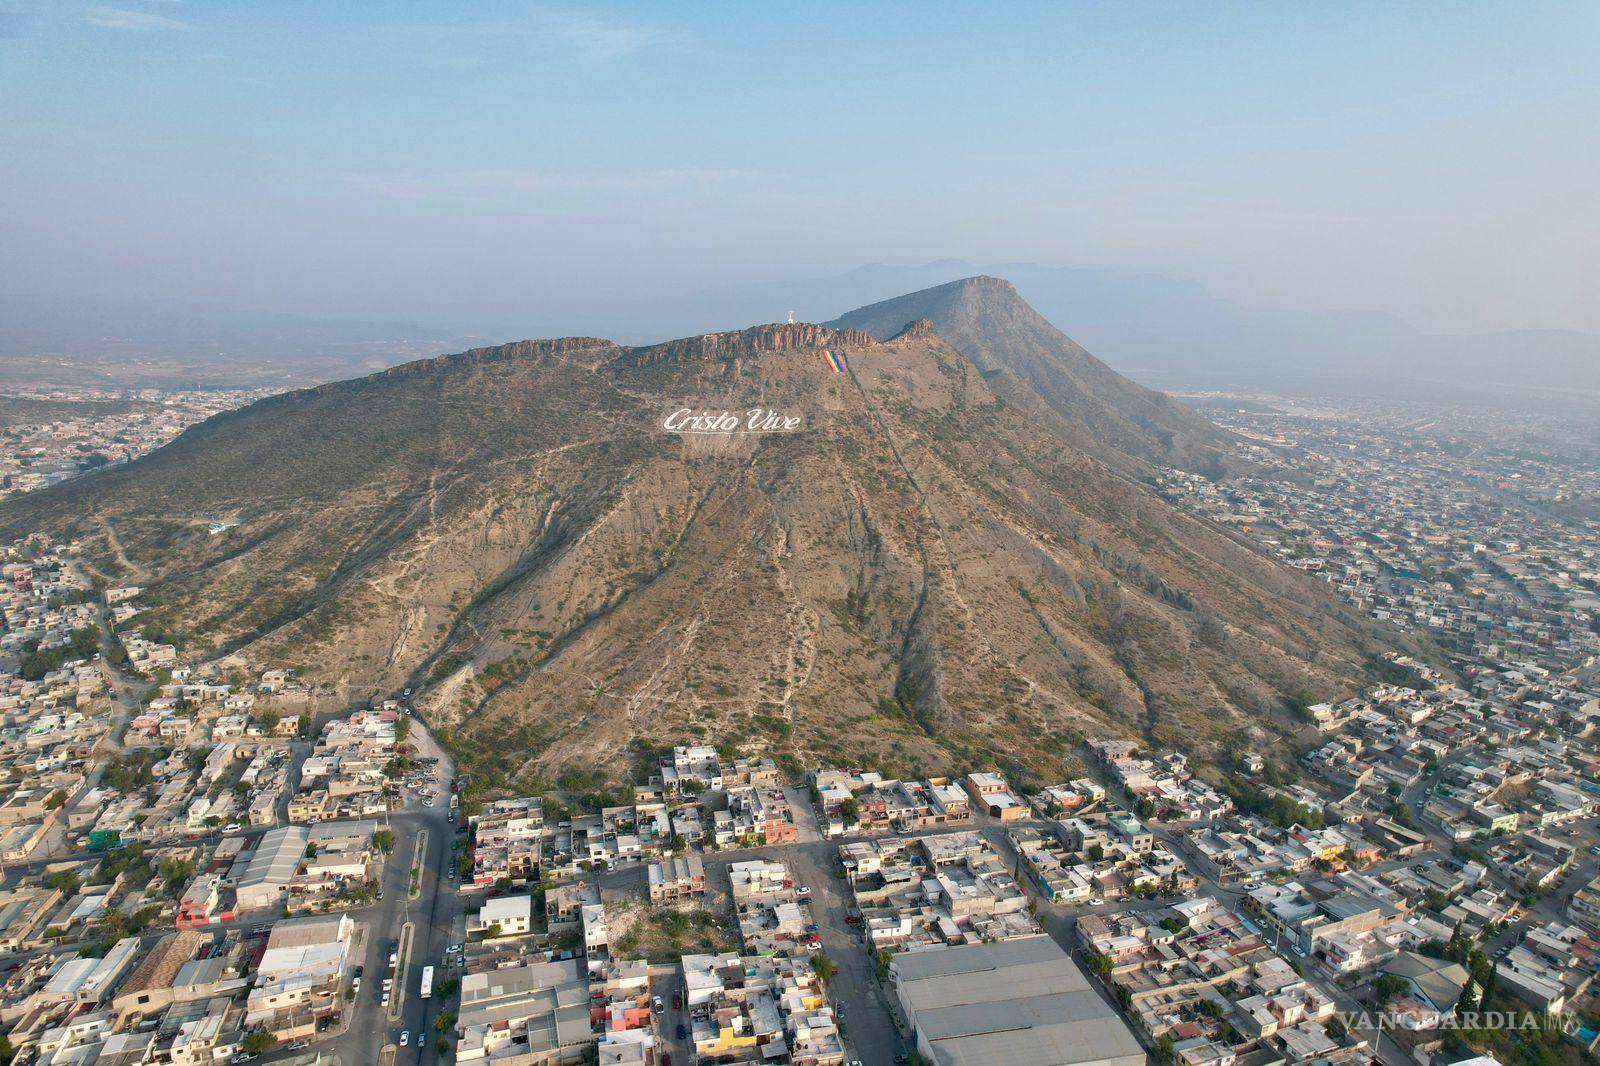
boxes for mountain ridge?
[828,275,1238,475]
[0,287,1380,787]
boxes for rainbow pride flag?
[821,348,847,374]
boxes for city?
[1,6,1594,1066]
[1,388,1597,1066]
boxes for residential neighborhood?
[1,393,1598,1066]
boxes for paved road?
[254,722,463,1066]
[590,796,924,1064]
[780,809,904,1066]
[650,964,692,1064]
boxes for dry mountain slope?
[829,275,1237,475]
[0,313,1370,786]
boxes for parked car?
[652,995,664,1014]
[400,1032,409,1047]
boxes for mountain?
[592,260,1600,411]
[0,303,1381,788]
[820,263,1600,410]
[828,276,1237,475]
[15,266,1596,409]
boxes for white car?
[423,796,434,807]
[1087,897,1106,906]
[400,1032,409,1047]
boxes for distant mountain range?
[5,265,1596,406]
[713,261,1600,410]
[0,280,1385,783]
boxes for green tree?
[45,869,80,894]
[810,951,837,984]
[371,829,396,853]
[1086,951,1114,977]
[19,647,65,680]
[240,1032,278,1054]
[158,857,194,889]
[1370,975,1407,1004]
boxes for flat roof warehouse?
[891,935,1146,1066]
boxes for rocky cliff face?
[619,323,874,368]
[0,286,1371,787]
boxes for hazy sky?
[2,1,1596,335]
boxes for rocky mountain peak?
[828,276,1237,475]
[889,318,939,342]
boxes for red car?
[844,915,861,925]
[672,994,682,1009]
